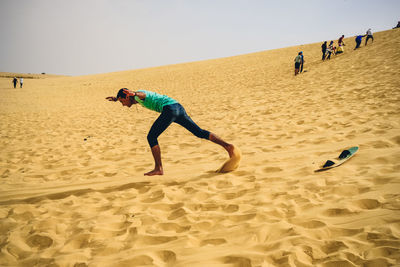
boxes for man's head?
[116,88,135,107]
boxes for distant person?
[393,21,400,29]
[20,78,23,88]
[12,77,18,88]
[354,35,365,49]
[321,41,327,60]
[106,88,241,175]
[336,45,344,54]
[294,52,302,75]
[326,41,335,60]
[338,35,345,46]
[365,28,374,45]
[300,51,305,73]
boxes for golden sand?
[0,29,399,266]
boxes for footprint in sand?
[158,223,191,233]
[223,256,252,266]
[297,220,326,229]
[115,255,154,266]
[323,207,361,217]
[354,199,381,210]
[26,234,53,250]
[157,250,176,265]
[200,238,227,246]
[167,208,186,220]
[321,240,348,254]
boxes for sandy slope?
[0,29,399,266]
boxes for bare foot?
[144,169,164,176]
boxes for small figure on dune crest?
[12,77,17,88]
[321,41,327,60]
[294,51,303,76]
[106,89,241,176]
[300,51,305,73]
[338,35,345,47]
[354,34,366,49]
[365,28,373,46]
[326,41,335,60]
[336,35,345,54]
[393,21,400,29]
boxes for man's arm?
[134,91,146,100]
[106,96,117,101]
[105,90,146,102]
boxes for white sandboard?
[315,146,359,172]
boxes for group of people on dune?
[294,28,375,76]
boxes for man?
[300,52,305,73]
[294,52,302,75]
[12,77,17,88]
[354,35,365,49]
[338,35,345,46]
[321,41,327,60]
[106,88,241,176]
[365,29,373,45]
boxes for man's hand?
[106,96,117,102]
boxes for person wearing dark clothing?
[300,52,304,73]
[354,35,365,49]
[321,41,327,60]
[394,21,400,29]
[106,89,241,175]
[12,77,17,88]
[338,35,345,46]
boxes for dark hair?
[116,88,128,99]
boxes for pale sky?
[1,0,399,76]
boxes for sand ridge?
[0,29,399,266]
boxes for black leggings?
[147,103,210,148]
[365,35,373,44]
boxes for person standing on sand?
[294,52,302,76]
[326,41,335,60]
[321,41,327,60]
[12,77,18,88]
[338,35,345,46]
[365,28,374,45]
[106,88,240,176]
[300,52,305,73]
[19,78,23,88]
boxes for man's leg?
[145,108,175,176]
[175,107,235,157]
[209,133,235,158]
[146,145,162,176]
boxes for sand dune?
[1,29,399,266]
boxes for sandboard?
[216,145,241,173]
[315,146,358,172]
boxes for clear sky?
[1,0,399,76]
